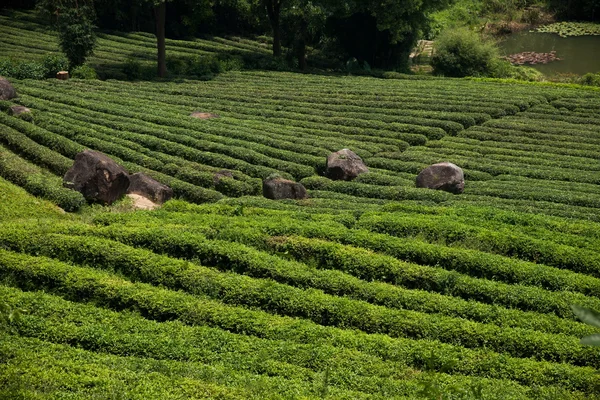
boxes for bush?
[431,28,500,78]
[0,55,70,80]
[41,54,69,78]
[122,58,141,80]
[122,59,153,80]
[579,72,600,87]
[0,59,45,80]
[71,64,97,79]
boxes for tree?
[280,1,327,69]
[151,0,213,78]
[36,0,97,68]
[326,0,455,70]
[262,0,284,56]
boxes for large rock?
[127,172,173,204]
[63,150,130,204]
[9,105,31,116]
[416,162,464,194]
[0,77,16,100]
[263,178,308,200]
[326,149,369,181]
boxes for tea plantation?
[1,12,600,400]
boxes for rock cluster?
[504,51,561,65]
[63,150,173,207]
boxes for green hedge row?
[20,80,438,145]
[45,223,597,339]
[5,231,599,366]
[1,285,580,400]
[46,79,408,156]
[429,137,600,169]
[300,176,452,203]
[357,212,600,279]
[18,88,309,180]
[0,248,598,395]
[1,111,225,204]
[34,112,258,197]
[0,113,80,175]
[0,145,85,211]
[77,212,600,318]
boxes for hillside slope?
[1,14,600,400]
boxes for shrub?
[579,72,600,87]
[41,54,69,78]
[431,28,500,78]
[217,55,245,72]
[165,55,189,76]
[13,60,45,80]
[188,55,222,77]
[122,58,142,80]
[0,55,70,80]
[71,64,97,79]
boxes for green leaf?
[580,334,600,347]
[571,305,600,328]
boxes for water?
[499,31,600,76]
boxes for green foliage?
[40,53,69,77]
[56,6,97,68]
[122,57,143,80]
[432,27,501,77]
[70,64,97,79]
[579,72,600,87]
[0,144,86,212]
[0,54,69,80]
[0,58,45,79]
[0,302,25,333]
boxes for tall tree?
[36,0,97,68]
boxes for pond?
[499,31,600,76]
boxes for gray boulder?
[416,162,464,194]
[127,172,173,204]
[9,105,31,116]
[0,77,16,100]
[63,150,130,204]
[326,149,369,181]
[263,178,308,200]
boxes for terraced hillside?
[0,11,274,79]
[2,15,600,400]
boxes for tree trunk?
[272,16,281,57]
[154,2,167,78]
[265,0,283,57]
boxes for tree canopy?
[31,0,461,73]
